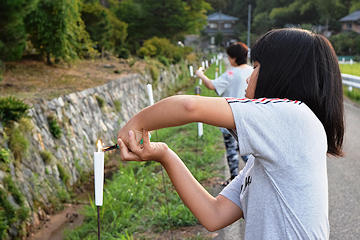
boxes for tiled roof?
[339,10,360,22]
[207,12,238,21]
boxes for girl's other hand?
[118,129,169,163]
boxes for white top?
[212,66,253,98]
[220,97,329,240]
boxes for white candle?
[94,140,104,206]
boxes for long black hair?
[227,42,248,65]
[250,28,344,157]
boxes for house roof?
[207,12,238,21]
[339,10,360,22]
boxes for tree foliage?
[136,36,192,63]
[25,0,94,64]
[111,0,210,52]
[81,1,128,54]
[0,0,39,61]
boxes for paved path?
[208,57,360,239]
[328,99,360,239]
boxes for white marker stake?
[94,141,104,206]
[147,84,154,106]
[205,60,209,68]
[198,122,203,138]
[189,66,194,77]
[202,61,205,70]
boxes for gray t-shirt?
[212,66,253,98]
[220,98,329,239]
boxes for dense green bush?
[136,36,192,64]
[118,48,130,59]
[330,31,360,56]
[0,148,11,164]
[0,96,29,123]
[158,55,170,66]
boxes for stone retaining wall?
[0,63,189,234]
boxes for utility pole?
[247,4,251,57]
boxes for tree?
[26,0,94,64]
[206,0,232,12]
[81,1,128,56]
[111,0,210,52]
[0,0,39,61]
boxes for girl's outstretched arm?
[195,69,215,90]
[117,95,235,146]
[118,130,243,231]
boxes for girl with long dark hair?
[116,28,344,239]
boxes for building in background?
[204,12,239,51]
[339,10,360,33]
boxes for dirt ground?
[0,56,144,105]
[26,157,223,240]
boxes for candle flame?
[198,67,203,71]
[97,140,102,152]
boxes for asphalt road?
[328,99,360,239]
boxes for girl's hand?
[195,69,204,78]
[118,129,169,163]
[117,122,143,148]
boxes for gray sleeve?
[219,155,255,210]
[212,71,231,96]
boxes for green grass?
[339,63,360,103]
[339,63,360,76]
[63,66,225,240]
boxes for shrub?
[57,162,71,186]
[0,148,11,164]
[95,95,105,108]
[47,115,62,139]
[57,187,71,202]
[0,188,16,225]
[113,100,122,112]
[0,96,29,123]
[40,150,54,165]
[149,65,159,81]
[3,175,24,206]
[17,206,29,221]
[8,124,29,161]
[118,48,130,59]
[158,55,169,66]
[330,31,360,56]
[137,44,156,58]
